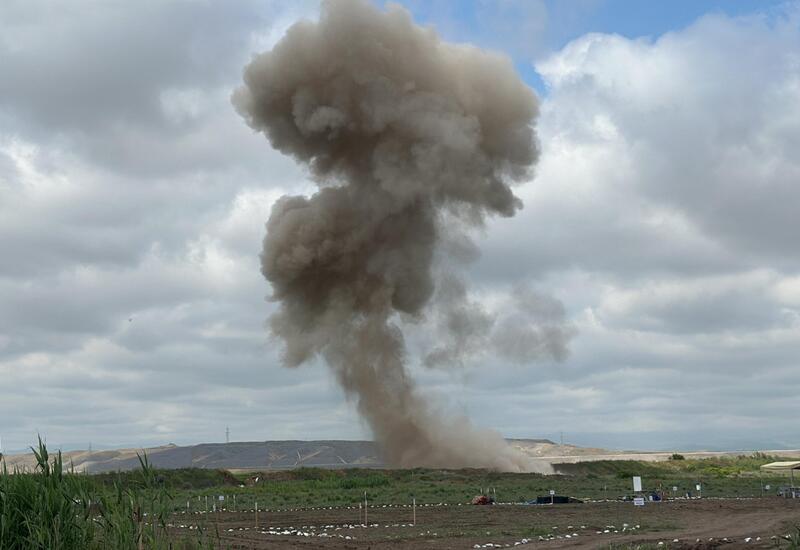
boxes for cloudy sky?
[1,0,799,453]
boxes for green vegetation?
[555,453,780,478]
[0,438,215,549]
[93,468,237,491]
[774,526,800,549]
[174,453,789,508]
[551,454,788,498]
[0,440,95,549]
[2,439,794,548]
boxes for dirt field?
[169,497,800,549]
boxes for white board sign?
[219,495,225,501]
[695,484,701,491]
[672,486,678,492]
[765,484,771,490]
[549,490,555,495]
[633,476,642,492]
[633,497,645,506]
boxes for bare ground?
[170,497,800,549]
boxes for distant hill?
[2,439,565,474]
[2,440,383,474]
[0,438,630,474]
[3,439,798,474]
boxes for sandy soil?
[169,497,800,549]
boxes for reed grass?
[0,437,214,549]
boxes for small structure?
[760,461,800,498]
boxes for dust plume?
[234,0,565,471]
[424,278,575,368]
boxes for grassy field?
[175,455,789,511]
[1,440,796,548]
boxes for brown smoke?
[424,278,575,369]
[234,0,564,471]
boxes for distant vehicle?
[777,486,800,498]
[529,495,583,504]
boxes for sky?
[1,0,798,453]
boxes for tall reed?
[0,437,214,549]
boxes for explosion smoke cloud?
[234,0,569,471]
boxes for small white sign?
[219,495,225,501]
[695,484,701,491]
[633,476,642,492]
[765,484,771,490]
[633,497,645,506]
[672,486,678,492]
[549,490,555,495]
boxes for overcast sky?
[1,0,799,453]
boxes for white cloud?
[467,5,800,449]
[1,1,799,452]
